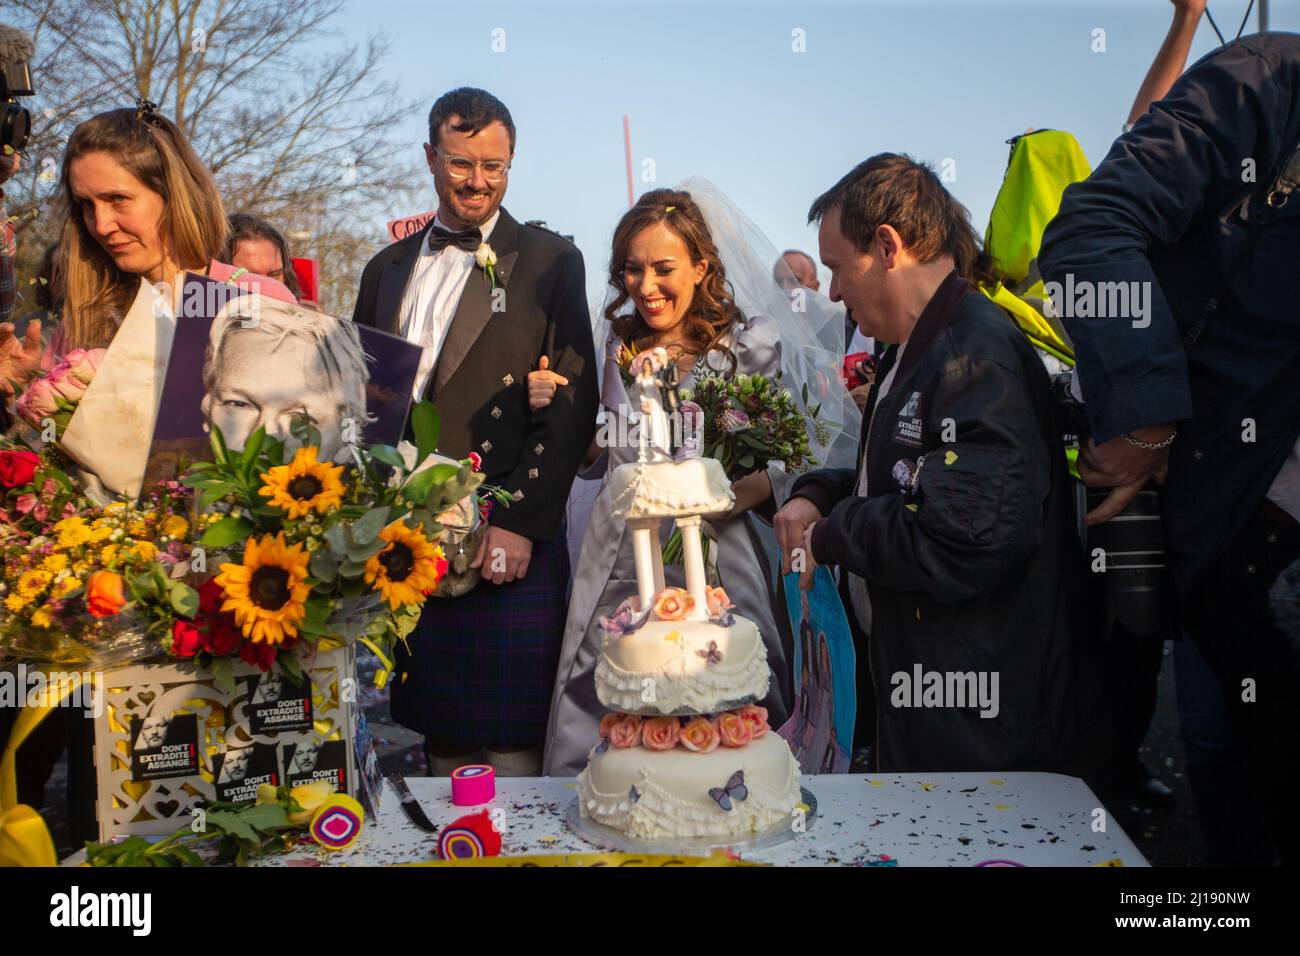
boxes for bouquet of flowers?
[679,371,828,480]
[176,401,511,690]
[0,450,198,668]
[661,370,829,564]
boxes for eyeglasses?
[434,149,511,184]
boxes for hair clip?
[134,98,161,124]
[664,205,676,213]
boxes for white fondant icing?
[607,458,735,520]
[577,733,801,840]
[596,617,769,715]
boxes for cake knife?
[388,772,437,833]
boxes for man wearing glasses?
[352,87,599,778]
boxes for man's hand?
[527,355,569,411]
[774,496,823,575]
[0,319,43,397]
[798,523,820,591]
[470,524,535,584]
[1077,424,1173,525]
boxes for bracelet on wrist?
[1121,427,1177,451]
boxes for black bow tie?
[428,224,483,254]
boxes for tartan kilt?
[389,535,570,747]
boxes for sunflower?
[215,533,312,645]
[364,522,448,610]
[17,569,53,599]
[258,447,346,520]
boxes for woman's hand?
[0,320,44,397]
[527,355,569,411]
[723,469,773,520]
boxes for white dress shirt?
[397,209,500,400]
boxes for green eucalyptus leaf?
[169,582,200,618]
[368,444,406,470]
[199,516,255,549]
[349,506,390,545]
[411,401,440,464]
[309,549,338,583]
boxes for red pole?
[623,114,635,207]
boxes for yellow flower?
[258,447,345,520]
[364,522,447,610]
[215,533,312,645]
[286,780,335,825]
[55,577,81,599]
[17,570,53,598]
[4,593,30,612]
[41,553,68,573]
[162,515,189,538]
[101,544,119,565]
[72,561,91,575]
[127,520,148,538]
[30,605,54,629]
[54,517,91,548]
[133,541,158,562]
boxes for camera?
[1052,372,1174,639]
[0,24,35,153]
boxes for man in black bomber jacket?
[775,154,1105,777]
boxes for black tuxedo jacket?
[352,207,599,543]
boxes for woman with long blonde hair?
[0,102,293,385]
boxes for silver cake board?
[565,786,817,856]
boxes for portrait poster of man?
[778,567,856,774]
[128,711,200,782]
[144,274,422,487]
[213,742,280,804]
[283,739,347,792]
[244,669,312,736]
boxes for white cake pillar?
[629,518,661,611]
[676,515,710,621]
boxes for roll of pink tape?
[450,764,496,805]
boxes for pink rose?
[598,712,622,738]
[735,704,769,739]
[46,362,87,403]
[15,376,61,427]
[608,714,643,749]
[641,716,681,751]
[717,711,753,748]
[680,716,721,753]
[652,587,694,622]
[705,586,734,619]
[60,348,105,387]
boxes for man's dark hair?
[781,249,817,273]
[808,153,992,285]
[428,87,516,154]
[222,213,301,298]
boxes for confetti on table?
[868,779,884,787]
[992,804,1009,811]
[920,783,935,791]
[988,779,1005,786]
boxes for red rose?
[171,621,204,658]
[198,578,225,617]
[204,618,242,656]
[239,640,278,671]
[0,450,40,489]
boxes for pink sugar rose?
[598,712,622,738]
[735,704,769,739]
[608,713,643,749]
[680,716,721,754]
[705,586,734,619]
[717,711,753,748]
[641,716,681,751]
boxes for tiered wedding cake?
[576,352,801,841]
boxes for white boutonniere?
[475,242,498,291]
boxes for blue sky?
[343,0,1299,305]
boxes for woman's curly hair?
[606,188,741,373]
